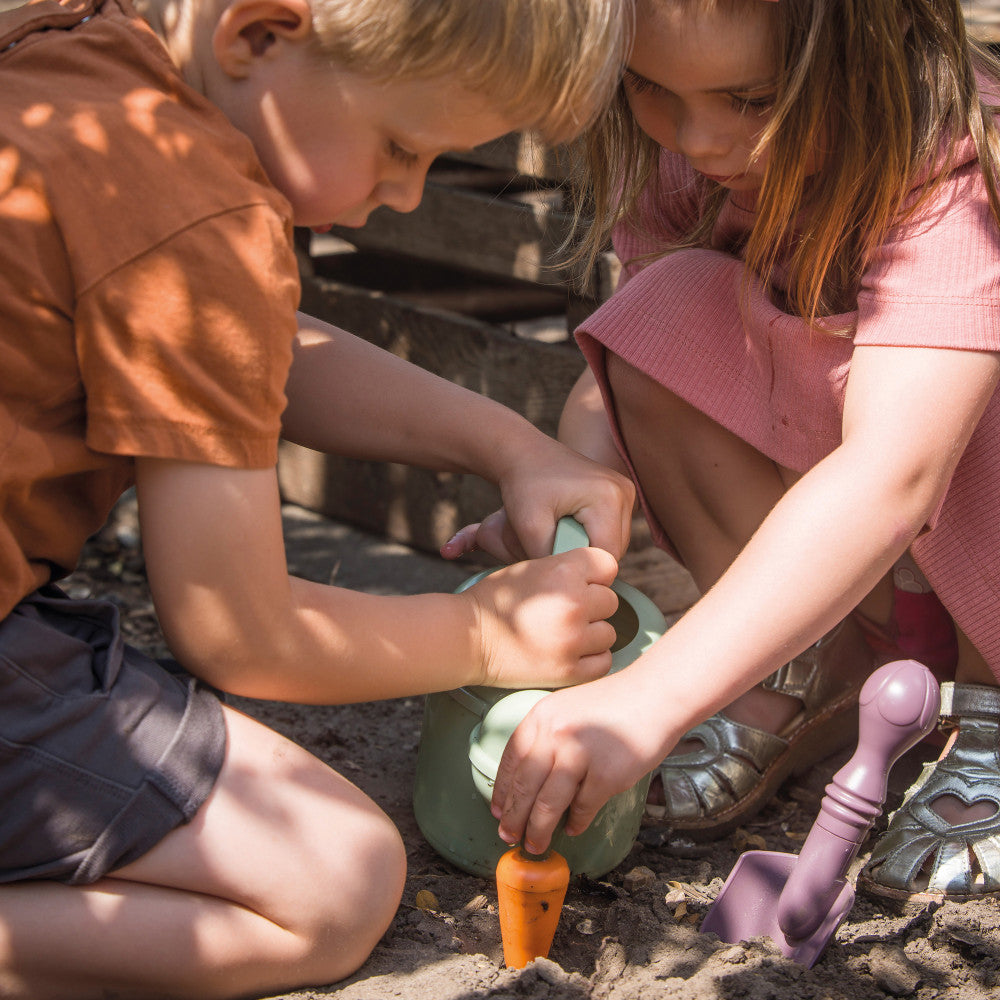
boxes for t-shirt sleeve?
[855,158,1000,351]
[76,203,299,468]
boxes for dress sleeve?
[855,157,1000,351]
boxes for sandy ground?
[66,498,1000,1000]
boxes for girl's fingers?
[521,761,589,855]
[563,777,612,837]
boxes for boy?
[0,0,633,996]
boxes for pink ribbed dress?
[576,146,1000,679]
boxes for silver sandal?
[648,615,877,841]
[859,681,1000,904]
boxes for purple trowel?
[700,659,940,967]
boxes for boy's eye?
[387,140,419,167]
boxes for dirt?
[64,495,1000,1000]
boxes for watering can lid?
[468,689,550,781]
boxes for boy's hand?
[464,546,620,690]
[489,674,668,854]
[441,444,635,564]
[439,510,522,564]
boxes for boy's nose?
[377,170,427,215]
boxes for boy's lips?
[311,224,333,234]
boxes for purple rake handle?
[777,660,940,942]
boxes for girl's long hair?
[571,0,1000,328]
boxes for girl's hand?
[463,546,621,690]
[489,674,671,854]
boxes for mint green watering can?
[413,518,666,878]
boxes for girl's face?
[221,46,518,230]
[625,0,780,191]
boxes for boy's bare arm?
[282,312,634,560]
[134,457,619,703]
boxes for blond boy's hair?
[309,0,632,145]
[573,0,1000,328]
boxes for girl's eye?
[623,68,666,97]
[387,140,419,167]
[728,93,775,114]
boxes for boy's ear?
[212,0,313,78]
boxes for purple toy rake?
[700,659,940,967]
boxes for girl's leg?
[606,354,884,821]
[607,353,810,734]
[0,705,406,1000]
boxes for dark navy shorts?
[0,586,226,885]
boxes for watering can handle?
[552,517,590,555]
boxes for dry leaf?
[784,830,808,843]
[733,829,766,851]
[666,880,713,903]
[673,902,688,922]
[415,889,440,911]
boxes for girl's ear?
[212,0,313,78]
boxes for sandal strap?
[940,681,1000,721]
[760,617,873,712]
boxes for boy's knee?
[299,810,406,984]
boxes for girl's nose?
[673,111,728,162]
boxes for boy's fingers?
[578,545,620,586]
[589,581,620,623]
[575,505,633,562]
[439,522,481,559]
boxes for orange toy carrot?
[496,846,570,968]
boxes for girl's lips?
[698,171,741,184]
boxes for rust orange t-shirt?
[0,0,301,617]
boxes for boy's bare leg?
[0,706,406,1000]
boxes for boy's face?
[218,45,518,229]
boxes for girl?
[481,0,1000,905]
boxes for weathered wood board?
[280,273,588,552]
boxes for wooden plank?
[330,181,616,300]
[446,133,578,180]
[280,274,587,552]
[965,0,1000,42]
[330,181,575,288]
